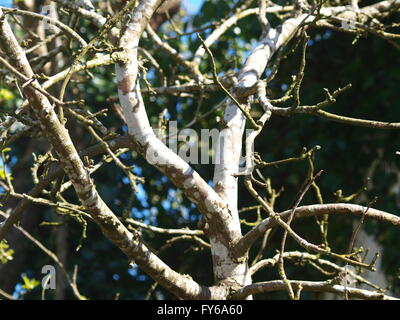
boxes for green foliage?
[0,240,14,264]
[0,147,12,181]
[0,164,5,181]
[21,275,40,291]
[0,88,14,102]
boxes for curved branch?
[361,0,400,16]
[113,0,251,285]
[230,280,398,300]
[192,5,293,66]
[0,6,215,300]
[115,0,239,246]
[0,136,131,241]
[146,24,199,77]
[126,218,204,236]
[52,0,107,28]
[14,223,85,300]
[270,105,400,129]
[310,109,400,129]
[251,251,384,291]
[235,203,400,257]
[0,288,15,300]
[0,7,87,47]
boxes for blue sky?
[184,0,204,14]
[0,0,11,7]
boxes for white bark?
[1,0,400,300]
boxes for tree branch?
[230,280,398,300]
[126,218,204,236]
[0,6,213,300]
[235,203,400,257]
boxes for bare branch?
[230,279,398,300]
[126,218,204,236]
[0,6,213,300]
[0,7,87,47]
[235,203,400,257]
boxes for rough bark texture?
[1,0,400,300]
